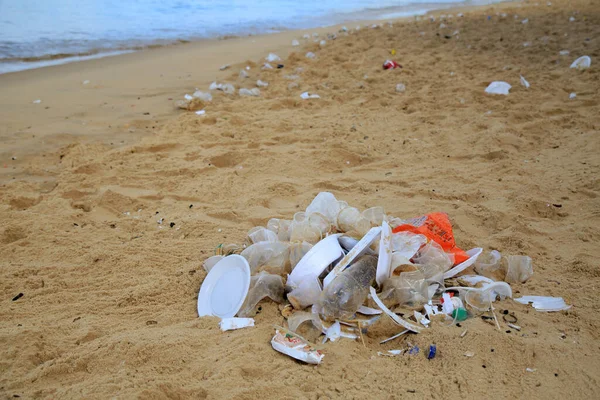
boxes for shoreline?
[0,1,510,76]
[0,0,519,183]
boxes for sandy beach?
[1,0,599,398]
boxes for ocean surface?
[0,0,499,74]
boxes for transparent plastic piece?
[305,192,344,227]
[381,270,428,309]
[237,272,284,317]
[288,276,322,310]
[319,255,377,320]
[474,250,504,280]
[412,241,454,272]
[505,255,533,284]
[247,226,278,244]
[240,241,289,274]
[266,218,292,242]
[362,207,386,227]
[288,241,313,269]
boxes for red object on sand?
[383,60,402,69]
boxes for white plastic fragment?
[521,18,529,24]
[184,94,193,101]
[526,368,536,372]
[559,50,570,56]
[219,64,230,70]
[239,88,260,97]
[380,330,409,344]
[570,56,591,70]
[239,70,249,79]
[485,81,511,95]
[33,99,41,104]
[82,80,90,85]
[262,63,274,70]
[357,305,382,315]
[442,293,455,315]
[195,110,206,116]
[520,75,530,88]
[514,296,571,312]
[569,16,575,22]
[292,39,300,46]
[375,221,393,286]
[271,330,324,364]
[257,80,269,87]
[193,91,212,101]
[324,321,341,342]
[569,93,577,99]
[369,287,422,333]
[265,53,281,62]
[219,317,255,331]
[305,52,316,59]
[300,92,320,99]
[319,40,326,47]
[396,83,406,93]
[443,248,483,279]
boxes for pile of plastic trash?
[197,194,569,363]
[197,193,571,363]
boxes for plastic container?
[319,255,377,320]
[412,241,454,273]
[381,270,428,308]
[474,250,503,280]
[288,276,322,309]
[237,272,284,317]
[505,255,533,283]
[240,241,289,274]
[247,226,278,244]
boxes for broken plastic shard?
[569,93,577,99]
[520,75,530,88]
[412,241,453,273]
[570,56,591,70]
[324,321,341,342]
[292,39,300,46]
[305,192,344,227]
[396,83,406,93]
[391,232,427,260]
[485,81,511,95]
[195,110,206,116]
[237,272,284,317]
[256,80,269,87]
[262,63,273,70]
[305,52,316,59]
[369,286,422,333]
[288,275,322,309]
[357,305,382,315]
[514,296,571,312]
[448,281,512,312]
[219,317,255,331]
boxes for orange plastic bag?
[392,212,469,265]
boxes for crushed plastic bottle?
[319,255,377,320]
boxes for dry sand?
[1,0,600,398]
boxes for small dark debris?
[456,323,462,327]
[385,172,392,176]
[482,365,487,368]
[491,349,495,352]
[554,373,558,377]
[407,389,416,393]
[73,223,79,226]
[444,35,452,39]
[12,293,23,301]
[277,64,284,69]
[155,211,159,214]
[481,316,494,320]
[502,310,508,315]
[146,320,158,325]
[60,154,65,160]
[73,317,81,322]
[110,224,116,229]
[363,136,369,140]
[189,204,193,209]
[506,330,511,334]
[170,222,175,228]
[552,204,562,208]
[143,112,150,115]
[258,306,262,311]
[11,157,16,160]
[13,395,20,398]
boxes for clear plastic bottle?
[319,255,377,320]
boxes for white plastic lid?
[197,255,251,318]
